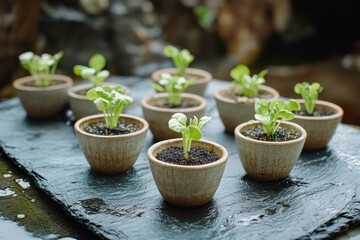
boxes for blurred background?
[1,0,359,125]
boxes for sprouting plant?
[19,51,64,87]
[254,99,301,136]
[168,113,211,159]
[151,73,195,107]
[86,85,133,129]
[73,54,110,87]
[294,82,323,114]
[230,64,268,98]
[164,45,194,76]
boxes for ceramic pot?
[141,93,207,141]
[68,82,130,120]
[13,74,73,118]
[151,68,212,96]
[74,114,149,175]
[235,121,306,181]
[215,85,279,133]
[147,138,228,207]
[292,100,343,151]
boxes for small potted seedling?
[292,82,343,150]
[151,45,212,96]
[141,73,207,140]
[234,99,306,181]
[147,113,228,207]
[13,51,73,118]
[214,64,280,133]
[68,54,129,120]
[74,85,149,175]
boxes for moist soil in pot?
[84,120,141,136]
[294,107,335,117]
[154,99,199,109]
[221,87,273,103]
[156,147,220,166]
[23,79,65,87]
[242,126,300,142]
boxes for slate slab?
[1,77,359,239]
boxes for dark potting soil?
[294,108,335,117]
[154,100,199,109]
[84,120,141,136]
[76,89,89,96]
[155,147,220,166]
[24,80,65,87]
[242,126,300,142]
[221,87,273,102]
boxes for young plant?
[168,113,211,159]
[151,73,195,107]
[254,99,301,136]
[164,45,194,76]
[19,51,64,87]
[73,54,110,87]
[230,64,268,98]
[294,82,323,114]
[86,85,133,129]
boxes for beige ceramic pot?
[147,139,228,207]
[13,75,73,118]
[215,85,279,133]
[235,121,306,181]
[68,82,130,120]
[151,68,212,96]
[141,93,207,141]
[292,100,343,151]
[74,114,149,175]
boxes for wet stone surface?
[1,77,360,239]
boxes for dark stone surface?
[1,77,360,239]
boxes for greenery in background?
[193,4,215,29]
[19,51,63,87]
[169,113,211,160]
[164,45,194,76]
[294,82,323,114]
[73,54,109,87]
[152,73,195,107]
[230,64,268,98]
[254,99,300,136]
[86,85,133,129]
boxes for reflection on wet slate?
[0,77,359,239]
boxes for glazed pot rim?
[13,74,72,91]
[74,114,149,139]
[214,85,280,104]
[141,93,207,113]
[67,82,130,100]
[234,120,307,145]
[147,138,228,169]
[293,99,344,120]
[151,68,212,85]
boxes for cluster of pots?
[12,67,343,207]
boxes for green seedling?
[164,45,194,76]
[73,54,109,87]
[254,99,301,136]
[152,73,195,107]
[19,51,64,87]
[168,113,211,159]
[86,85,133,129]
[230,64,268,98]
[294,82,323,114]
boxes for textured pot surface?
[74,114,149,174]
[68,82,130,120]
[147,139,228,207]
[293,100,343,151]
[141,93,207,141]
[235,121,306,181]
[151,68,212,96]
[215,85,279,133]
[13,75,73,118]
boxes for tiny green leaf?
[189,125,201,140]
[89,54,106,72]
